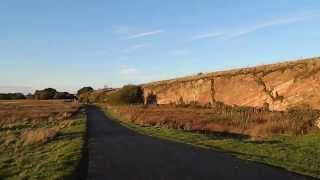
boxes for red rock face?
[142,58,320,111]
[143,79,213,105]
[213,74,272,108]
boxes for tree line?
[0,87,94,100]
[0,85,144,105]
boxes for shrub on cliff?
[106,85,143,105]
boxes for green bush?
[106,85,143,105]
[0,93,26,100]
[77,87,94,96]
[34,88,74,100]
[53,92,75,100]
[34,88,58,100]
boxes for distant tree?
[0,94,10,100]
[26,93,34,100]
[53,92,75,99]
[34,88,58,100]
[77,87,94,96]
[11,93,26,100]
[0,93,26,100]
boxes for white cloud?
[114,26,164,40]
[128,30,164,39]
[120,67,140,76]
[190,32,224,41]
[190,12,320,41]
[121,44,146,53]
[225,14,319,39]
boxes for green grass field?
[0,100,86,180]
[0,117,86,179]
[106,110,320,178]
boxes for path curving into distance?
[85,106,313,180]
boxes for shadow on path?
[86,106,313,180]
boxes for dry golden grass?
[106,103,320,138]
[21,128,60,145]
[0,100,85,179]
[0,100,80,146]
[0,100,79,125]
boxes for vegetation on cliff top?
[143,57,320,87]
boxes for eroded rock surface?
[142,58,320,111]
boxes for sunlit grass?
[0,100,86,180]
[0,117,86,179]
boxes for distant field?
[0,100,86,179]
[104,104,320,178]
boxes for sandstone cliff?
[142,57,320,111]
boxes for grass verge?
[105,110,320,179]
[0,113,87,179]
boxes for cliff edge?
[142,57,320,111]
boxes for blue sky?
[1,0,320,93]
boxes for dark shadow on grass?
[187,130,250,140]
[64,108,88,180]
[245,140,283,145]
[0,124,31,132]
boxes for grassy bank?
[107,105,320,138]
[0,100,87,179]
[105,109,320,178]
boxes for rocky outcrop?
[142,57,320,111]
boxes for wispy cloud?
[225,14,319,39]
[190,12,320,41]
[190,32,224,41]
[121,44,146,53]
[128,30,164,39]
[120,67,140,76]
